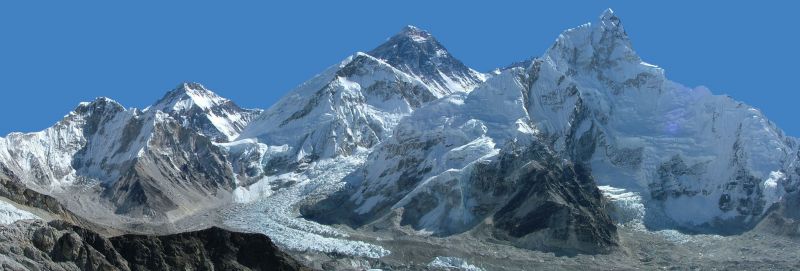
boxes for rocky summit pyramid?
[368,25,486,95]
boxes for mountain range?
[1,8,799,270]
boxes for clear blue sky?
[1,1,798,135]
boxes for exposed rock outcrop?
[0,220,308,271]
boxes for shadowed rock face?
[0,220,308,271]
[110,226,306,271]
[488,144,618,255]
[102,116,236,221]
[756,192,800,237]
[304,142,618,255]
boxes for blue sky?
[1,1,798,135]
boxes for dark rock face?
[368,25,483,94]
[305,141,618,255]
[650,155,706,201]
[103,116,236,221]
[0,165,68,218]
[756,192,800,237]
[0,165,117,235]
[0,220,308,271]
[110,226,305,271]
[488,144,618,255]
[340,54,438,109]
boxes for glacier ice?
[0,200,38,225]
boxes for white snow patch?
[428,256,484,271]
[762,170,785,208]
[599,185,645,227]
[640,61,659,68]
[0,200,39,225]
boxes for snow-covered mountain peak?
[368,25,485,95]
[151,82,224,112]
[148,82,261,142]
[230,50,451,184]
[548,9,633,55]
[596,8,628,43]
[543,9,659,91]
[513,9,798,232]
[73,97,125,116]
[398,25,433,43]
[599,8,620,27]
[183,81,208,91]
[173,81,209,92]
[239,51,437,140]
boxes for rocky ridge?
[0,220,307,271]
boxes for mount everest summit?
[1,8,799,270]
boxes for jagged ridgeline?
[1,8,799,270]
